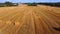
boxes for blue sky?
[0,0,60,3]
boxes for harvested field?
[0,5,60,34]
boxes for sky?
[0,0,60,3]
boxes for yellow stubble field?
[0,5,60,34]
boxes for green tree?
[4,1,13,6]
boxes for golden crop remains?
[0,5,60,34]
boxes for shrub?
[27,3,37,6]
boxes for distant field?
[0,5,60,34]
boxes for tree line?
[0,1,60,7]
[0,1,18,7]
[37,2,60,7]
[23,2,60,7]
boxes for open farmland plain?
[0,5,60,34]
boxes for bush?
[27,3,37,6]
[0,3,5,7]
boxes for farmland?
[0,5,60,34]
